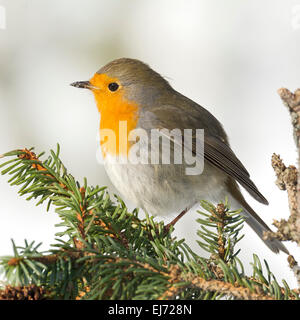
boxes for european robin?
[71,58,288,254]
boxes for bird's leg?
[164,207,189,233]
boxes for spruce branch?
[196,199,244,263]
[0,144,298,300]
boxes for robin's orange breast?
[89,73,139,158]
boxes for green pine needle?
[0,145,298,300]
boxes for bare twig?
[277,88,300,238]
[288,255,300,288]
[264,154,299,242]
[261,88,300,288]
[264,89,300,247]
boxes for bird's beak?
[70,81,95,90]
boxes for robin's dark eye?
[108,82,119,92]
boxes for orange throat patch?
[89,73,139,158]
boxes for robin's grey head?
[70,58,173,107]
[96,58,170,88]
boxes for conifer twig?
[159,264,299,300]
[0,144,299,300]
[186,275,274,300]
[0,284,47,300]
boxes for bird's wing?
[203,135,268,204]
[139,104,268,205]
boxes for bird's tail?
[241,201,289,254]
[225,179,289,254]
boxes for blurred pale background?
[0,0,300,288]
